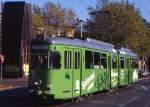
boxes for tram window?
[101,54,107,69]
[120,57,125,69]
[64,51,67,69]
[112,57,117,68]
[69,51,72,69]
[131,59,138,68]
[78,53,80,68]
[64,51,72,69]
[94,52,100,69]
[75,52,80,69]
[85,51,93,69]
[126,58,129,68]
[31,54,48,69]
[51,51,61,69]
[31,55,37,69]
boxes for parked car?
[142,71,150,77]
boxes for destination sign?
[31,45,48,50]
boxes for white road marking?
[91,100,120,106]
[91,95,140,107]
[144,102,150,107]
[134,84,148,91]
[120,96,139,107]
[140,85,148,91]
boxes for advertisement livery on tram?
[28,36,138,100]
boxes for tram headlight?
[29,89,34,93]
[34,79,42,86]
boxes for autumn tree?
[32,2,77,36]
[86,0,150,57]
[32,4,45,36]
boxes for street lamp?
[78,19,85,38]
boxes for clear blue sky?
[0,0,150,22]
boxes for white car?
[142,71,150,77]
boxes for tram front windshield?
[31,51,61,70]
[31,54,49,70]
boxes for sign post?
[0,55,4,81]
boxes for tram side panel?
[53,45,74,99]
[118,55,129,86]
[130,57,138,83]
[111,53,119,88]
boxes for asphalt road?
[0,78,150,107]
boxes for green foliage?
[86,1,150,57]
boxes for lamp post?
[79,19,85,38]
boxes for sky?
[0,0,150,22]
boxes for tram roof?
[119,48,137,58]
[32,36,137,57]
[32,36,117,53]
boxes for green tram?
[28,36,138,100]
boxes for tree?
[32,4,45,36]
[86,0,150,57]
[32,2,76,36]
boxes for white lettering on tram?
[111,70,118,77]
[75,73,95,93]
[133,69,138,82]
[75,80,80,94]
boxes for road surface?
[0,78,150,107]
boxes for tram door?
[64,48,73,98]
[72,49,82,97]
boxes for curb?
[0,85,27,91]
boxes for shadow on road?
[0,87,71,107]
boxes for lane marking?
[134,84,148,91]
[91,100,120,106]
[140,85,148,91]
[120,96,139,107]
[144,102,150,107]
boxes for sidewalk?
[0,77,28,91]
